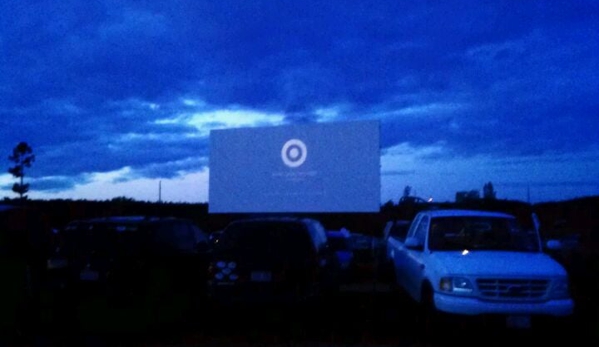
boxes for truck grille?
[476,278,549,300]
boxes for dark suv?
[57,216,210,330]
[207,217,340,307]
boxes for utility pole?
[158,180,162,203]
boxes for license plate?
[47,258,68,269]
[80,269,99,281]
[506,315,531,329]
[251,271,272,282]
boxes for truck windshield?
[428,216,540,252]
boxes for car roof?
[419,209,516,219]
[69,215,186,223]
[326,231,346,238]
[388,219,411,225]
[326,230,351,238]
[0,204,39,213]
[228,216,319,225]
[65,216,193,230]
[0,204,17,213]
[82,216,147,223]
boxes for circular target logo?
[281,139,307,168]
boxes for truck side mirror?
[405,237,424,251]
[545,239,563,251]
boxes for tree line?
[4,141,598,239]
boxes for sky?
[1,0,598,205]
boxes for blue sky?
[1,0,598,204]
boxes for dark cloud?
[498,181,599,188]
[32,130,210,178]
[2,174,90,193]
[30,175,89,193]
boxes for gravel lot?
[10,280,593,347]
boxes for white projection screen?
[208,120,381,213]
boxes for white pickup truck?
[386,208,574,329]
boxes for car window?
[153,220,196,251]
[428,216,538,252]
[192,225,208,244]
[388,222,410,241]
[66,221,143,256]
[406,215,422,238]
[218,221,314,259]
[350,234,372,250]
[414,216,429,245]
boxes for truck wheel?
[419,283,442,342]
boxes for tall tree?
[403,185,412,198]
[8,142,35,200]
[483,181,497,200]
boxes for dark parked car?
[326,229,354,283]
[207,217,340,307]
[0,204,52,340]
[380,219,411,282]
[56,216,211,331]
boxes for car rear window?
[218,221,314,257]
[150,220,196,252]
[62,221,143,256]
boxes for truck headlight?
[550,278,570,299]
[440,277,474,294]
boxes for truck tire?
[419,282,463,342]
[418,282,444,343]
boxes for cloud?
[164,108,287,136]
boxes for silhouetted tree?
[467,190,480,199]
[111,196,136,202]
[8,142,35,200]
[381,200,395,212]
[483,182,497,200]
